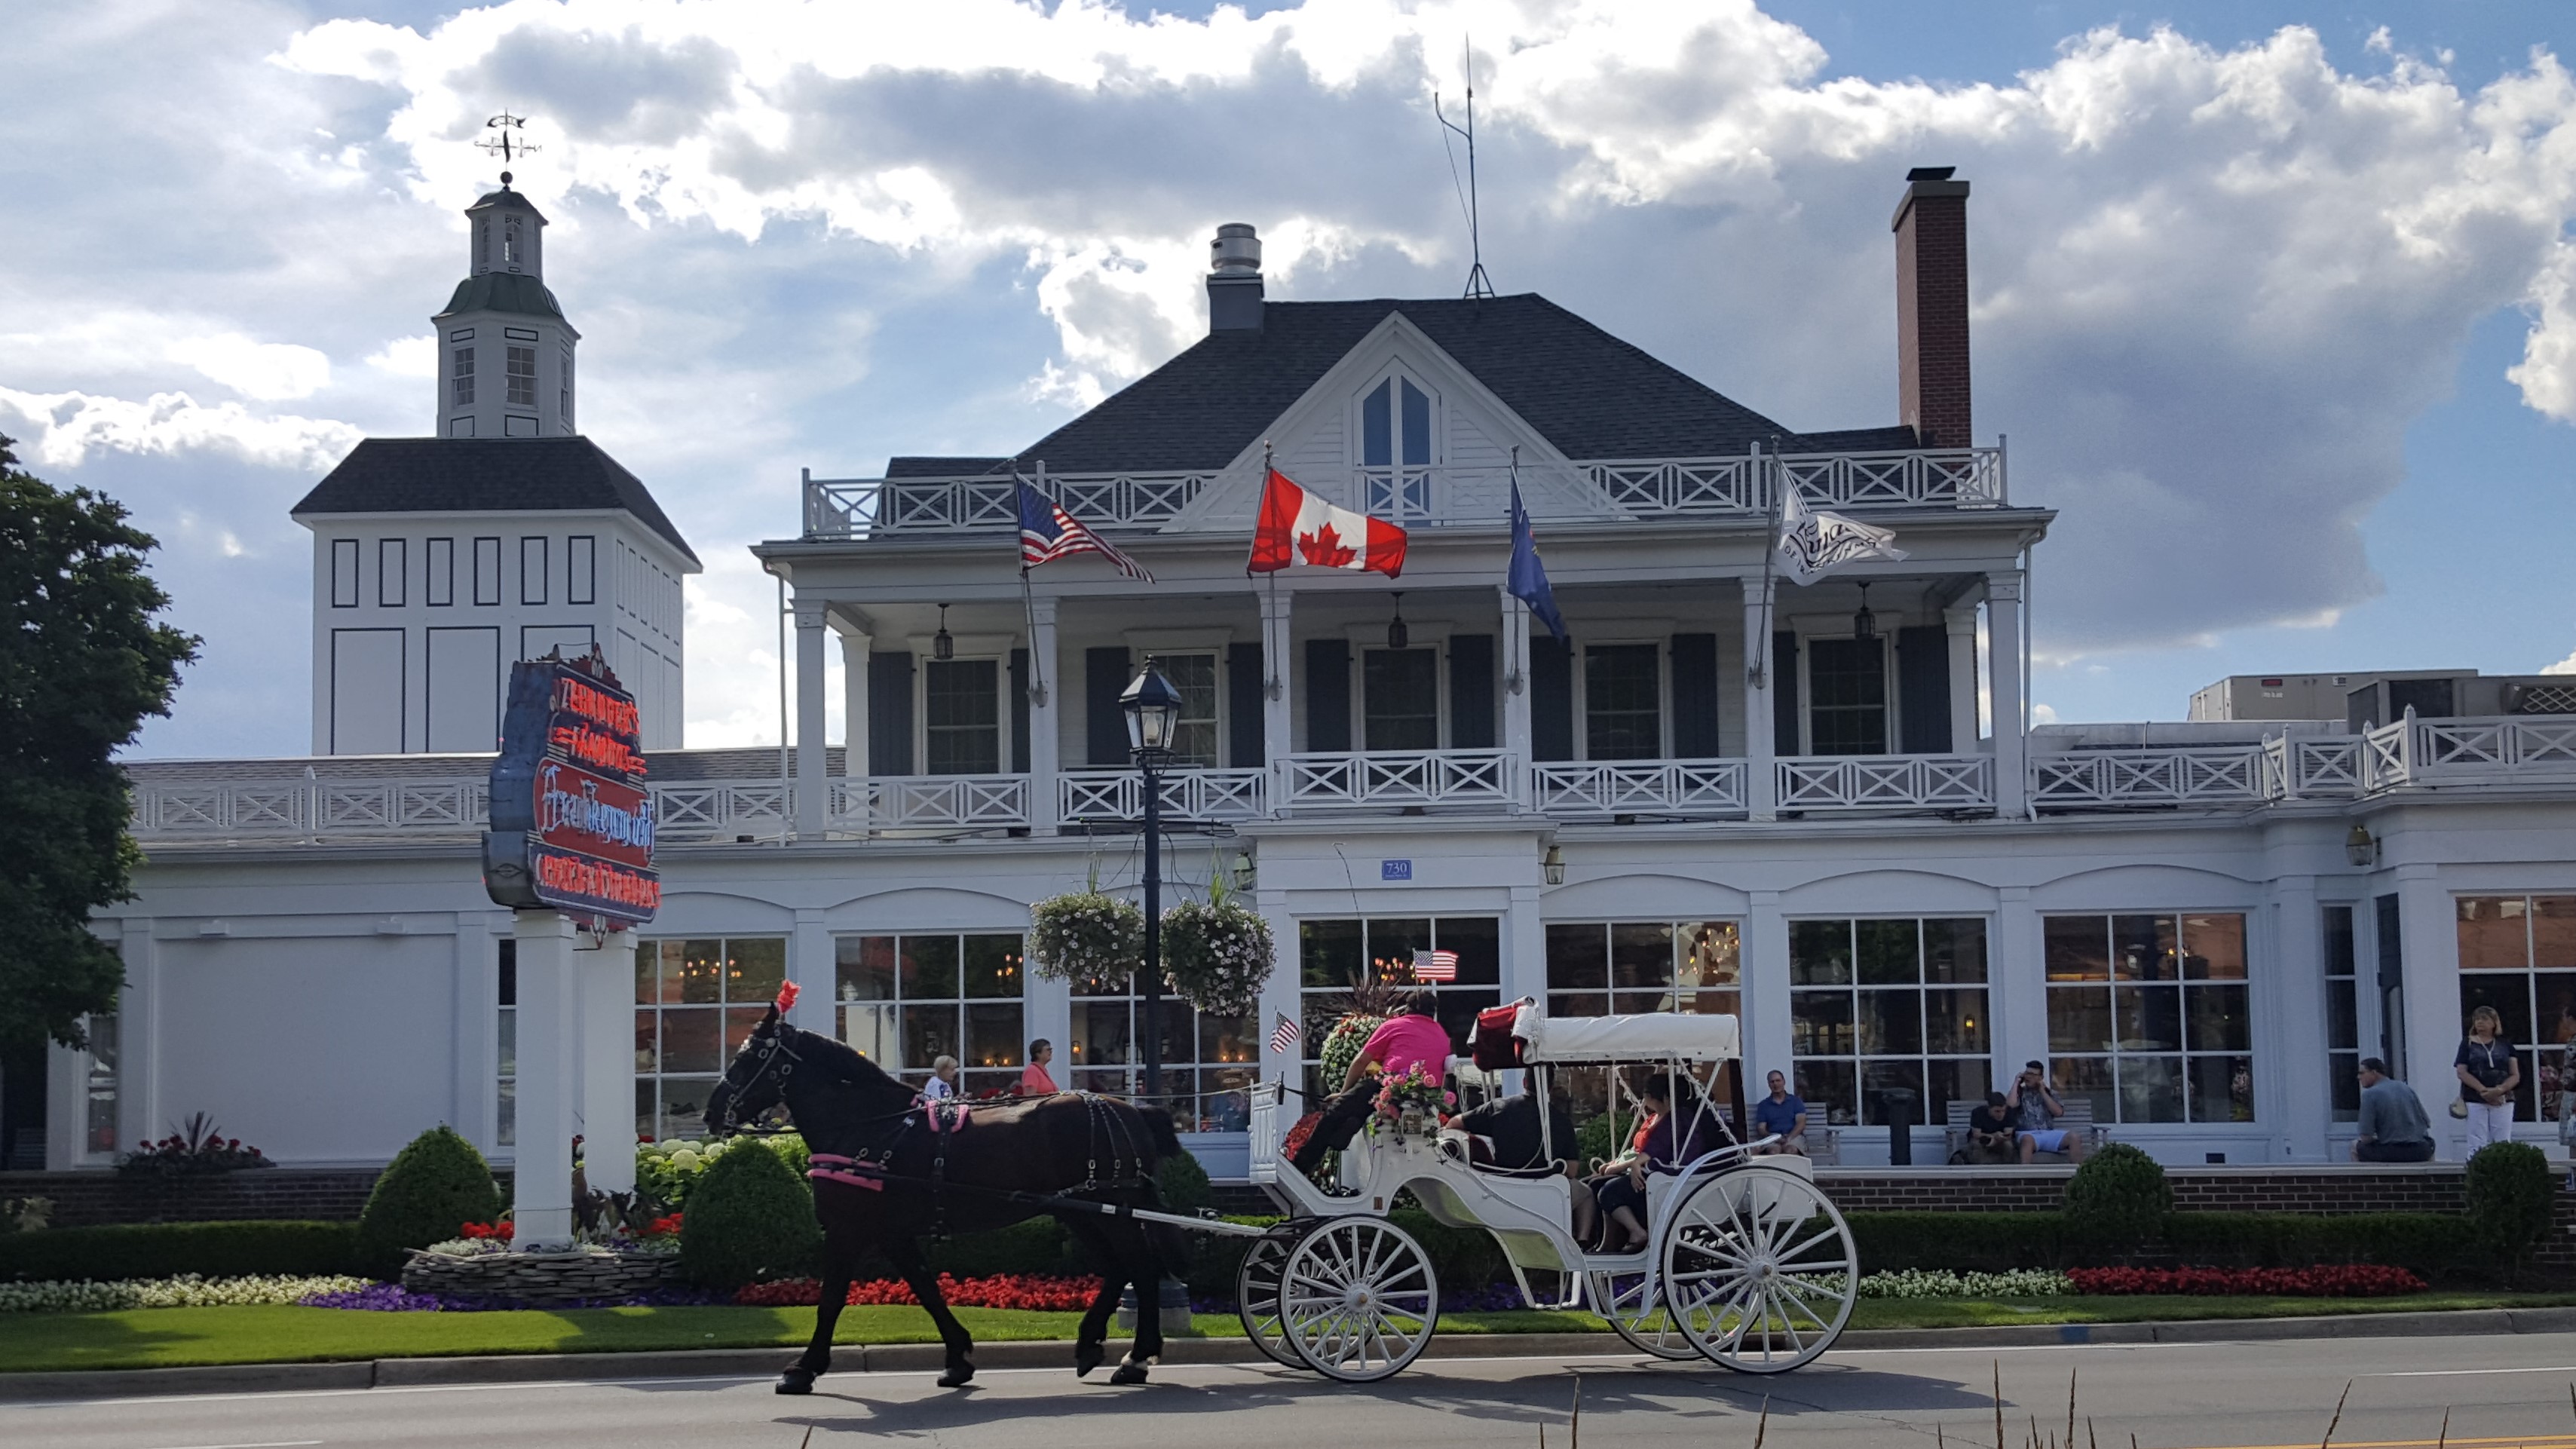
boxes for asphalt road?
[11,1333,2576,1449]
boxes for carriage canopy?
[1512,1008,1739,1064]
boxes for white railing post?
[1026,594,1059,833]
[1986,571,2028,817]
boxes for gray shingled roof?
[890,293,1914,476]
[435,271,566,322]
[290,437,700,566]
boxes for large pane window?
[837,933,1025,1100]
[636,937,788,1141]
[924,659,1002,774]
[2044,913,2253,1125]
[1545,921,1741,1123]
[1159,652,1221,768]
[1297,917,1501,1101]
[2455,895,2576,1122]
[1584,645,1662,761]
[1071,971,1255,1132]
[1363,648,1440,750]
[1806,638,1888,755]
[2324,905,2360,1122]
[1790,917,1988,1128]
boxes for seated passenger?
[1586,1070,1717,1254]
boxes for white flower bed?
[1856,1268,2072,1300]
[0,1273,371,1313]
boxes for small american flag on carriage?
[1268,1012,1300,1054]
[1412,948,1459,982]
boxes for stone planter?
[400,1248,679,1306]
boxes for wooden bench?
[1719,1103,1840,1166]
[1941,1098,2106,1163]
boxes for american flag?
[1412,948,1459,982]
[1268,1012,1300,1054]
[1017,480,1155,583]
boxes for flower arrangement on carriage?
[1371,1060,1453,1131]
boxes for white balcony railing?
[1058,769,1267,823]
[2363,715,2576,791]
[1529,759,1748,819]
[132,777,489,839]
[2032,749,2270,809]
[1278,749,1518,813]
[657,780,794,841]
[804,469,1213,538]
[867,774,1030,829]
[1778,755,1994,813]
[2263,737,2366,799]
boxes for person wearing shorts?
[2005,1059,2083,1163]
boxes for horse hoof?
[1074,1342,1104,1378]
[775,1371,814,1395]
[1110,1362,1150,1386]
[938,1365,976,1389]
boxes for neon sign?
[483,650,659,925]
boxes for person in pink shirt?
[1020,1039,1058,1097]
[1288,991,1453,1174]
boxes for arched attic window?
[1358,370,1436,519]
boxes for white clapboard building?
[32,170,2576,1181]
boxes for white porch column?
[1984,571,2028,817]
[118,917,161,1165]
[836,623,871,837]
[1254,887,1300,1092]
[794,599,829,840]
[1992,887,2046,1086]
[1260,586,1294,794]
[1945,602,1981,752]
[790,908,836,1037]
[1027,595,1061,832]
[1744,891,1792,1095]
[2394,864,2463,1158]
[512,910,580,1247]
[579,929,638,1194]
[2268,875,2329,1162]
[455,914,498,1151]
[1741,577,1778,822]
[1500,592,1533,774]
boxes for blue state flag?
[1507,480,1567,642]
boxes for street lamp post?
[1119,657,1184,1104]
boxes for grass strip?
[3,1292,2568,1374]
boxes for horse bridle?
[712,1021,804,1135]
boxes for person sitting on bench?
[1288,991,1451,1176]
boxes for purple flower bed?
[300,1283,725,1313]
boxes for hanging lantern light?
[1542,843,1565,886]
[1852,582,1877,642]
[933,603,954,661]
[1386,592,1409,650]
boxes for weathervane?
[476,112,538,177]
[1434,42,1496,301]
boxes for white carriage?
[1235,1007,1860,1381]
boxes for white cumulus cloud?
[0,386,361,472]
[364,334,437,379]
[164,333,332,401]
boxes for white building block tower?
[438,173,577,440]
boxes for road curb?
[8,1307,2573,1401]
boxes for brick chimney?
[1207,222,1263,333]
[1893,167,1971,448]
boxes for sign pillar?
[513,909,580,1247]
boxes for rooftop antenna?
[1435,41,1496,301]
[476,111,538,179]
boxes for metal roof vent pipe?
[1208,222,1264,333]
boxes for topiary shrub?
[357,1126,504,1277]
[679,1134,821,1290]
[2062,1143,2170,1245]
[2465,1140,2555,1283]
[1155,1146,1211,1215]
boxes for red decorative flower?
[2066,1264,2424,1297]
[736,1273,1105,1311]
[1279,1112,1322,1164]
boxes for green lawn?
[2,1293,2566,1375]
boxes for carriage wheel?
[1585,1269,1698,1360]
[1659,1164,1858,1374]
[1236,1231,1308,1368]
[1277,1217,1440,1383]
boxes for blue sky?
[2,0,2570,755]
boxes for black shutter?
[1085,647,1130,767]
[1897,625,1950,754]
[1530,636,1573,762]
[1304,638,1351,752]
[1009,648,1032,774]
[868,651,914,777]
[1670,633,1720,758]
[1227,642,1265,767]
[1448,634,1495,749]
[1771,633,1800,756]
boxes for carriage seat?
[1438,1127,1572,1178]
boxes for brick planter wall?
[0,1169,515,1227]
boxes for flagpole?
[1015,469,1049,706]
[1751,438,1781,686]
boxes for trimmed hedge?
[1851,1210,2473,1277]
[0,1221,360,1282]
[678,1135,822,1290]
[357,1126,505,1277]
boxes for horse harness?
[804,1090,1154,1230]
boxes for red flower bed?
[736,1273,1105,1311]
[459,1221,514,1242]
[2066,1264,2426,1297]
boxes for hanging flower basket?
[1160,891,1275,1018]
[1028,890,1143,985]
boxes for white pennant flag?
[1775,487,1909,586]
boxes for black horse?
[704,1002,1189,1394]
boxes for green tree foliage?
[678,1135,821,1289]
[357,1126,507,1276]
[1154,1144,1212,1214]
[0,437,198,1051]
[2062,1142,2173,1243]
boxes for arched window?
[1357,371,1435,517]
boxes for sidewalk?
[8,1306,2576,1403]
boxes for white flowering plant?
[636,1132,807,1208]
[0,1273,371,1313]
[1028,886,1144,985]
[1159,866,1275,1017]
[1855,1268,2072,1300]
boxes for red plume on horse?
[706,988,1187,1392]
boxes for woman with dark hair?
[1586,1068,1717,1253]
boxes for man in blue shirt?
[1750,1070,1808,1155]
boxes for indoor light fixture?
[1852,582,1877,642]
[933,603,954,660]
[1386,592,1409,650]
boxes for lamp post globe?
[1120,657,1183,1104]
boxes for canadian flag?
[1248,468,1407,577]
